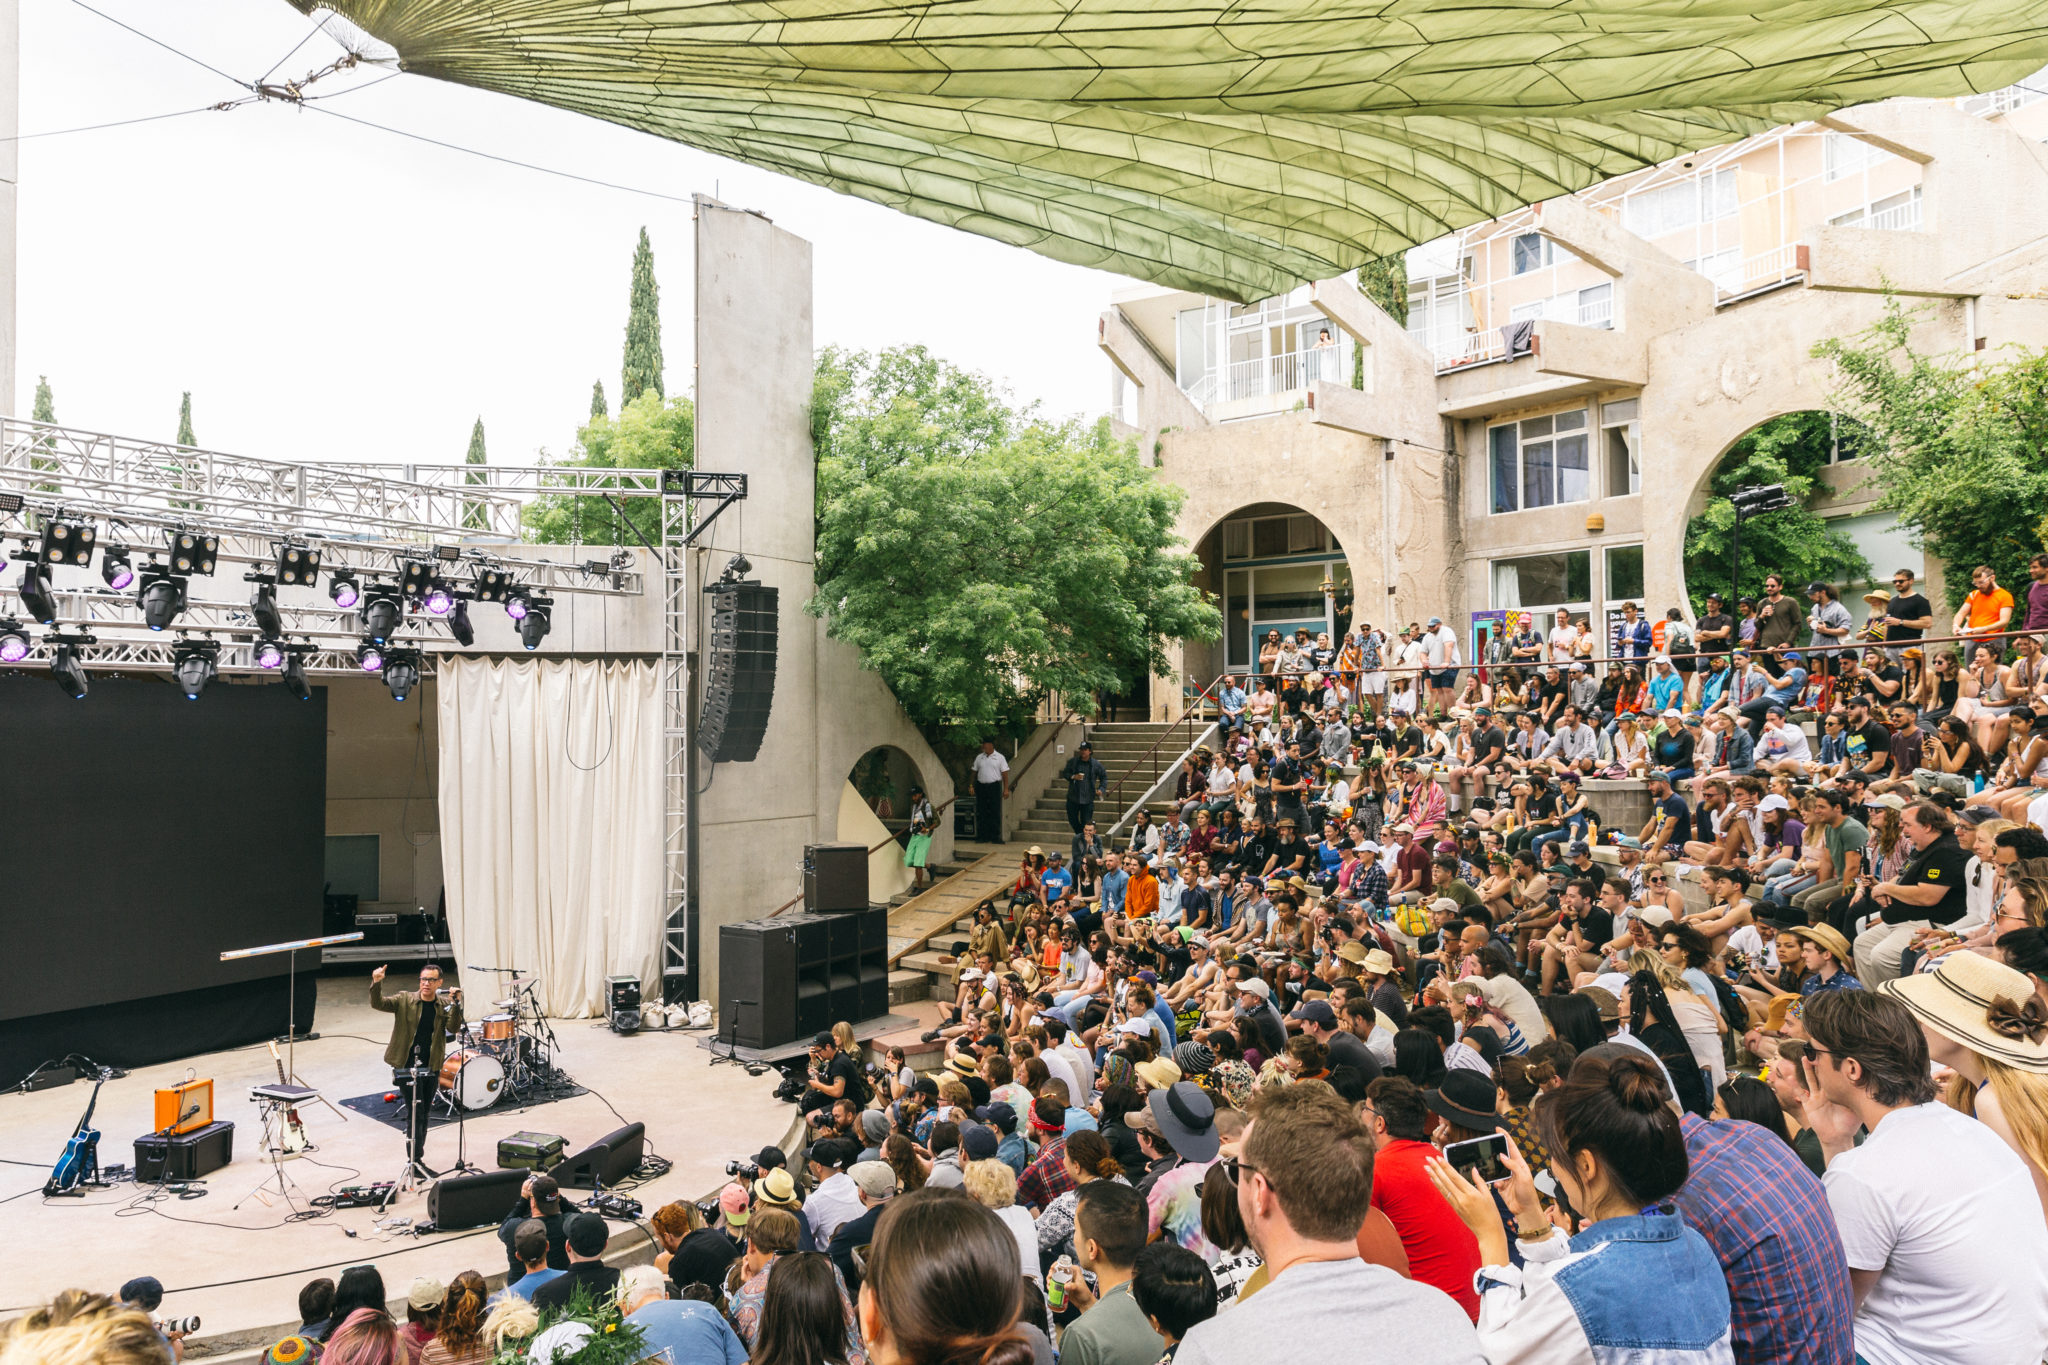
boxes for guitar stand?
[233,1101,311,1211]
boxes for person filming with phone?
[1426,1048,1732,1364]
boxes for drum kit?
[433,970,570,1114]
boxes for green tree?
[522,389,694,546]
[1815,297,2048,612]
[462,417,489,531]
[811,345,1220,742]
[1356,253,1410,327]
[590,379,608,421]
[621,228,664,405]
[1682,411,1870,614]
[176,392,194,446]
[32,375,54,423]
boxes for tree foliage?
[463,417,489,530]
[176,392,194,446]
[1682,410,1870,614]
[1814,297,2048,612]
[1357,254,1410,327]
[621,227,664,405]
[590,379,608,421]
[810,344,1220,742]
[32,376,54,423]
[522,389,694,547]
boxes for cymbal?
[507,976,539,988]
[493,998,518,1010]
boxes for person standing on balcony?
[973,740,1012,846]
[1424,616,1461,715]
[1614,601,1653,663]
[1359,625,1389,720]
[1953,564,2016,645]
[1546,608,1579,665]
[1063,742,1109,836]
[1308,326,1340,385]
[1753,575,1800,676]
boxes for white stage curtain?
[437,657,664,1018]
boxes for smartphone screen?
[1444,1132,1511,1184]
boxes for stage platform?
[0,974,793,1355]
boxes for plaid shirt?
[1675,1114,1854,1365]
[1016,1134,1074,1212]
[1354,861,1388,912]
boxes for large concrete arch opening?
[1183,502,1354,690]
[837,743,945,902]
[1671,409,1919,615]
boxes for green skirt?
[904,831,933,869]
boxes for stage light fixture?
[0,492,23,513]
[422,579,454,616]
[100,545,135,590]
[448,599,474,647]
[274,543,321,587]
[39,516,95,567]
[253,636,286,670]
[383,650,420,702]
[19,563,57,625]
[504,586,532,621]
[356,640,385,673]
[472,568,511,603]
[328,570,362,609]
[167,530,219,576]
[360,585,403,643]
[171,639,218,700]
[50,644,87,700]
[137,566,187,631]
[517,596,554,651]
[283,650,310,701]
[251,581,283,637]
[0,618,29,663]
[400,560,433,600]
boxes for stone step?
[887,968,931,1006]
[901,949,952,977]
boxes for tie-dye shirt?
[1146,1157,1219,1258]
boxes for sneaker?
[920,1029,943,1043]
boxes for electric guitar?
[45,1067,113,1195]
[268,1041,310,1154]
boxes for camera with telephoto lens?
[725,1159,760,1179]
[158,1318,201,1336]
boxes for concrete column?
[692,197,821,1000]
[0,0,17,413]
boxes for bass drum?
[437,1047,505,1110]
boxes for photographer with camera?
[118,1276,190,1362]
[800,1031,863,1124]
[496,1173,568,1279]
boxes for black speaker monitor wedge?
[428,1167,529,1230]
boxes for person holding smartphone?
[1427,1049,1731,1364]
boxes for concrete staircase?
[1008,720,1192,847]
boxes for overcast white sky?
[17,0,1131,467]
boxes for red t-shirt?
[1369,1138,1481,1319]
[1396,843,1434,896]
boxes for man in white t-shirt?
[1397,630,1429,715]
[1546,607,1579,664]
[1421,615,1460,713]
[1800,989,2048,1365]
[970,739,1011,845]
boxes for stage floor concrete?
[0,974,793,1353]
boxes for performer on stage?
[371,964,464,1170]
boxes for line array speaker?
[699,581,777,763]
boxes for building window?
[1622,168,1736,238]
[1111,368,1140,426]
[1511,233,1556,276]
[1491,551,1591,613]
[1601,399,1640,496]
[1829,185,1922,231]
[325,834,381,902]
[1489,409,1590,514]
[1605,545,1645,603]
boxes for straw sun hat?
[1881,953,2048,1073]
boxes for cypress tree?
[621,228,664,404]
[176,392,195,446]
[32,376,55,423]
[462,417,489,530]
[466,417,487,466]
[590,379,608,421]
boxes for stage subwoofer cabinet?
[699,581,778,763]
[719,919,800,1049]
[804,843,869,912]
[134,1120,234,1183]
[606,975,642,1015]
[428,1167,528,1230]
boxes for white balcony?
[1182,339,1355,418]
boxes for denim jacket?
[1475,1206,1733,1364]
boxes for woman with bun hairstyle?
[858,1189,1039,1365]
[1427,1051,1733,1364]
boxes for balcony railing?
[1867,197,1924,231]
[1431,330,1510,373]
[1715,243,1810,302]
[1183,342,1355,411]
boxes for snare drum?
[437,1047,505,1110]
[481,1014,516,1043]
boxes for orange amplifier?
[153,1078,214,1136]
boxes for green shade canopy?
[295,0,2048,300]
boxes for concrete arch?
[1181,496,1357,689]
[1634,287,1968,617]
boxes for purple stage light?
[332,581,361,608]
[0,633,28,663]
[505,595,529,621]
[424,585,454,616]
[358,645,384,672]
[255,640,286,669]
[106,564,135,590]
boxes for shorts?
[1431,669,1458,689]
[1360,672,1387,694]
